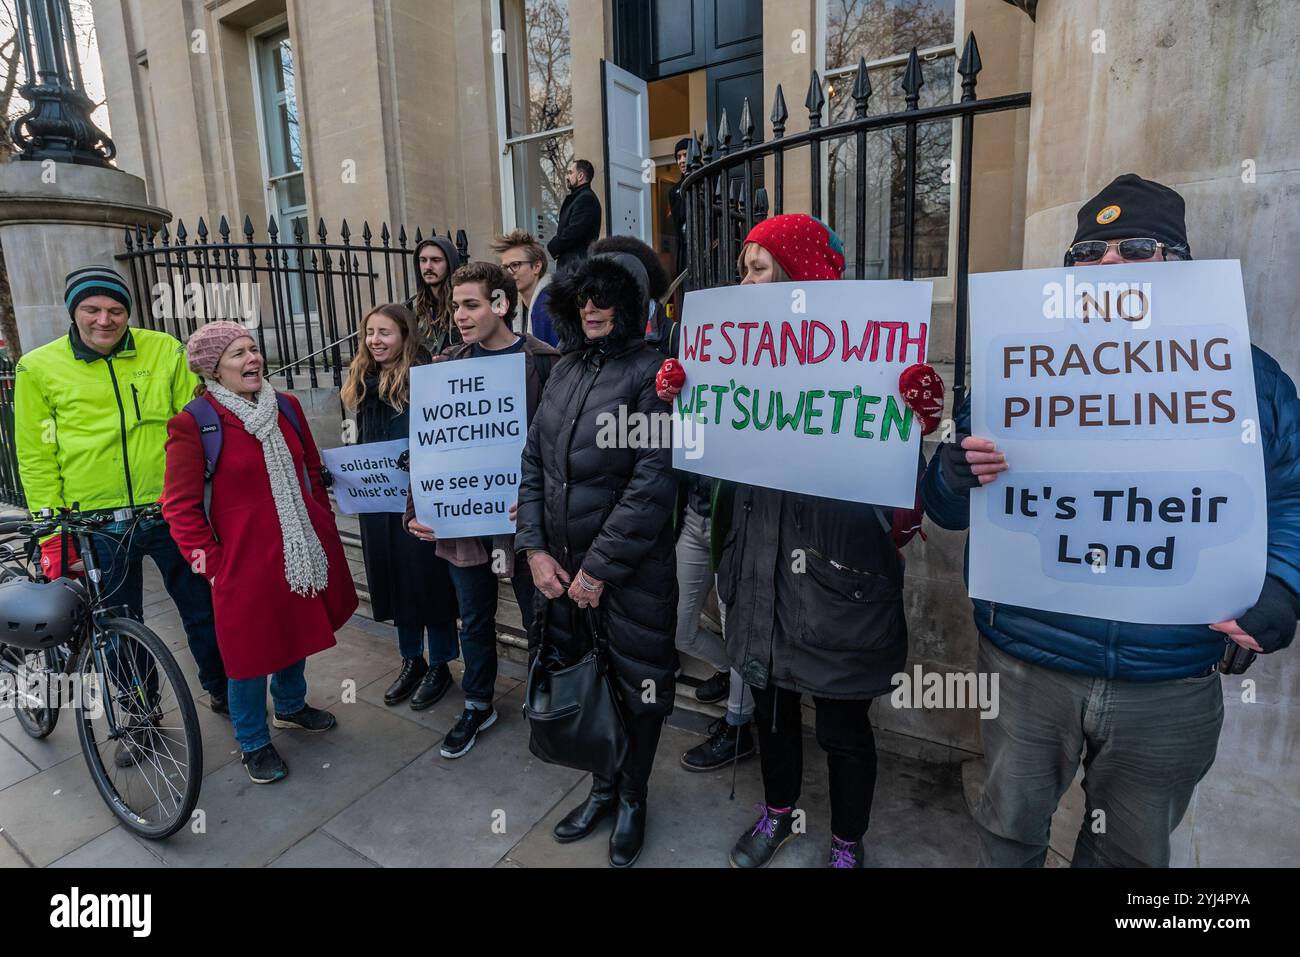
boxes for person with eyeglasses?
[490,229,560,347]
[923,173,1300,867]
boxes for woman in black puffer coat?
[515,252,678,868]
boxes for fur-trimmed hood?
[547,254,649,354]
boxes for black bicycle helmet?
[0,577,89,651]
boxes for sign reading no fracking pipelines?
[407,353,527,538]
[968,259,1267,625]
[321,439,409,514]
[671,280,932,509]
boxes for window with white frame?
[821,0,958,282]
[497,0,574,244]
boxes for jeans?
[446,562,535,706]
[396,622,459,665]
[674,506,752,724]
[973,636,1224,868]
[87,518,227,696]
[750,683,878,842]
[228,658,307,753]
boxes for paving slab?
[0,751,119,866]
[138,699,436,867]
[0,734,39,791]
[269,830,377,868]
[48,825,168,868]
[505,720,977,869]
[322,686,584,867]
[0,833,31,867]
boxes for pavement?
[0,565,979,869]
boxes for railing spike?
[380,222,391,243]
[397,224,408,245]
[770,84,788,137]
[196,216,208,239]
[740,97,754,147]
[686,131,702,170]
[414,226,424,244]
[717,107,731,155]
[701,123,714,163]
[902,47,924,109]
[805,69,825,128]
[362,221,373,242]
[218,215,230,240]
[455,229,469,259]
[317,217,328,240]
[958,32,983,102]
[852,56,872,117]
[340,219,351,240]
[243,214,255,239]
[175,219,187,242]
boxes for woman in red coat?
[163,321,358,784]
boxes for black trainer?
[694,670,730,704]
[207,692,230,717]
[410,662,453,711]
[112,712,160,769]
[384,657,428,705]
[681,717,755,772]
[829,835,864,869]
[272,705,337,732]
[242,743,289,784]
[729,804,798,868]
[440,705,497,758]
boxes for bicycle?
[0,503,203,839]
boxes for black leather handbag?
[524,606,628,778]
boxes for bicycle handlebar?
[0,503,162,540]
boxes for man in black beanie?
[923,174,1300,867]
[667,137,693,283]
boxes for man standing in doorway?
[548,159,602,275]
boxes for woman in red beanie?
[663,214,941,868]
[163,321,357,785]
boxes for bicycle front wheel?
[74,617,204,839]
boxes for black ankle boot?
[553,775,616,843]
[384,657,428,705]
[608,793,647,868]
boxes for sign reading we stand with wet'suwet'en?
[968,259,1267,625]
[671,280,932,509]
[407,353,526,538]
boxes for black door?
[615,0,762,79]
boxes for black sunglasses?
[575,286,614,310]
[1066,238,1185,264]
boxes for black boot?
[609,714,663,868]
[553,774,616,843]
[384,657,428,705]
[608,792,647,868]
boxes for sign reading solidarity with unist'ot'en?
[968,259,1267,625]
[408,353,527,538]
[671,280,932,509]
[322,439,409,513]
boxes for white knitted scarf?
[207,380,330,597]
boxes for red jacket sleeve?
[162,410,224,581]
[285,393,332,512]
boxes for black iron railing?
[0,353,23,507]
[679,33,1030,409]
[116,216,469,390]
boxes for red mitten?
[39,534,82,580]
[656,358,686,402]
[899,363,945,435]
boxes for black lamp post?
[8,0,116,166]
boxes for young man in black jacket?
[547,159,602,274]
[406,261,560,760]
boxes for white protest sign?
[322,439,409,514]
[408,353,527,538]
[671,280,931,508]
[968,259,1267,625]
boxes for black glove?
[1234,575,1300,654]
[319,466,334,490]
[396,450,410,473]
[938,434,980,492]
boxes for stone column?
[0,161,169,353]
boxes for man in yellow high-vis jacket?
[14,265,228,742]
